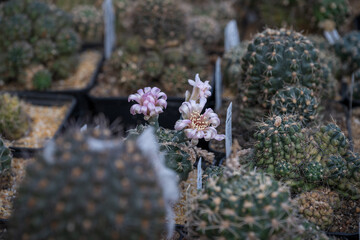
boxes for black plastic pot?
[3,92,76,158]
[326,232,359,240]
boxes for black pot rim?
[0,91,77,157]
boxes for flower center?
[190,111,209,131]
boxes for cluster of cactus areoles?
[10,127,179,240]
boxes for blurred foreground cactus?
[10,127,179,239]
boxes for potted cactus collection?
[1,0,360,239]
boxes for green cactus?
[303,161,325,183]
[32,69,52,91]
[123,35,142,55]
[142,52,164,78]
[0,14,31,46]
[313,0,350,29]
[222,41,249,90]
[296,188,340,229]
[270,86,319,123]
[163,47,184,64]
[188,16,221,47]
[240,28,323,109]
[187,169,329,239]
[183,40,208,68]
[71,5,104,43]
[25,1,51,21]
[0,93,30,141]
[337,151,360,199]
[334,31,360,75]
[9,128,171,240]
[50,55,79,80]
[55,28,81,55]
[1,0,24,17]
[0,1,80,85]
[0,138,12,189]
[34,39,57,63]
[132,0,185,47]
[160,64,189,95]
[6,41,34,80]
[34,15,60,39]
[312,123,349,157]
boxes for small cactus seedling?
[0,93,30,140]
[0,138,12,189]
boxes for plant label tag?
[226,102,233,159]
[197,157,202,190]
[224,20,240,52]
[324,31,335,45]
[80,124,87,132]
[215,57,222,112]
[103,0,116,59]
[332,29,340,41]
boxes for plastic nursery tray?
[88,62,217,133]
[24,47,104,120]
[3,91,76,158]
[0,152,33,236]
[326,231,359,240]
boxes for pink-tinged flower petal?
[177,96,223,142]
[130,104,142,115]
[188,79,196,86]
[128,87,168,120]
[214,134,225,141]
[175,119,191,130]
[157,99,167,108]
[128,93,141,103]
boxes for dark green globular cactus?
[0,14,31,46]
[50,55,79,80]
[240,28,323,109]
[0,93,30,141]
[187,169,329,240]
[55,28,81,55]
[187,16,221,47]
[160,64,189,95]
[142,52,164,78]
[71,5,104,43]
[337,151,360,199]
[312,123,349,157]
[270,86,319,123]
[34,39,57,63]
[32,69,52,91]
[34,15,60,39]
[6,41,33,79]
[0,0,80,86]
[132,0,185,47]
[313,0,350,29]
[334,31,360,74]
[222,41,249,91]
[0,138,12,189]
[9,128,177,240]
[25,1,51,21]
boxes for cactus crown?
[0,93,30,140]
[240,28,323,109]
[10,127,178,239]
